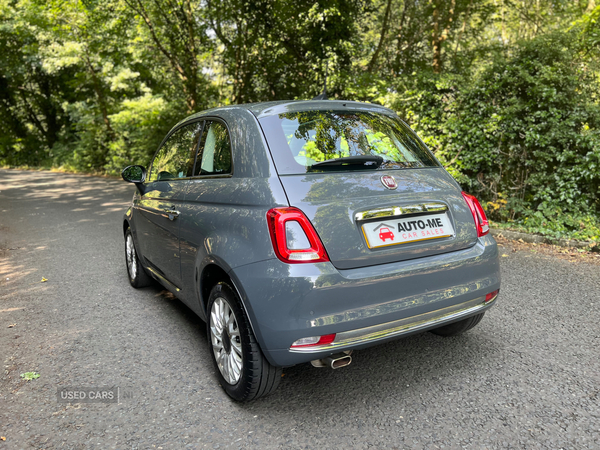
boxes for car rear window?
[258,110,439,174]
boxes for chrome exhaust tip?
[310,351,353,369]
[326,354,352,369]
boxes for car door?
[178,120,233,306]
[135,121,203,287]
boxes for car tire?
[429,312,485,337]
[125,228,153,288]
[207,282,281,401]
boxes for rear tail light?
[267,207,330,264]
[462,192,490,237]
[485,289,499,302]
[291,334,336,348]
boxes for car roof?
[178,100,398,125]
[245,100,397,119]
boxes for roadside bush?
[387,31,600,241]
[104,92,181,174]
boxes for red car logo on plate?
[378,227,395,242]
[381,175,397,190]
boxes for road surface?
[1,169,599,449]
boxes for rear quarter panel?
[177,109,287,315]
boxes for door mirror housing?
[122,165,146,183]
[121,165,147,194]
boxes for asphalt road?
[1,169,599,449]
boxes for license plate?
[361,213,454,249]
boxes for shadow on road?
[148,277,500,412]
[0,169,134,218]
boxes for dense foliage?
[390,32,600,241]
[1,0,599,240]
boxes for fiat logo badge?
[380,175,398,190]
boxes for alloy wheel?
[210,297,243,385]
[126,234,137,280]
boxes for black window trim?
[146,119,205,184]
[190,120,205,178]
[189,116,234,179]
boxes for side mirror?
[122,165,146,183]
[121,165,147,195]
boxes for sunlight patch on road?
[0,307,25,313]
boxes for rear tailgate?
[278,168,478,270]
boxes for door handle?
[164,207,180,220]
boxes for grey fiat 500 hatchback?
[122,100,500,401]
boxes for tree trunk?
[393,0,410,75]
[367,0,393,73]
[587,0,596,12]
[432,2,441,73]
[123,0,197,112]
[83,53,114,139]
[36,69,61,149]
[431,0,455,74]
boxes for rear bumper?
[230,234,500,367]
[289,292,497,354]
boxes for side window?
[193,121,232,176]
[148,122,203,182]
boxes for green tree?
[0,0,74,166]
[207,0,365,103]
[122,0,217,112]
[389,31,600,238]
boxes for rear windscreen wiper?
[308,155,384,172]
